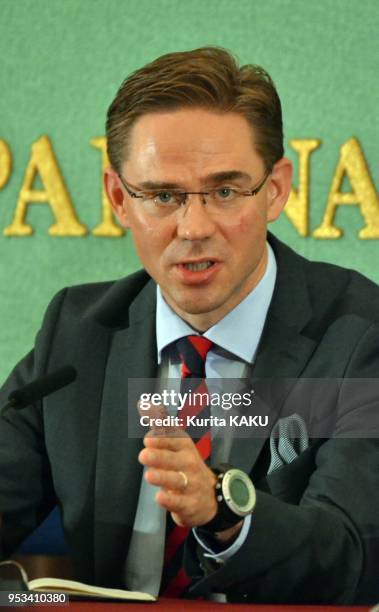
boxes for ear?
[266,157,293,223]
[104,167,130,228]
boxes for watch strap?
[201,464,253,533]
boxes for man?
[1,47,379,604]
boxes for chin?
[175,295,226,317]
[180,304,212,315]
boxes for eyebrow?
[137,170,252,191]
[206,170,252,184]
[138,180,183,190]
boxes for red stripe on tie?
[188,336,213,361]
[179,378,209,418]
[164,525,190,565]
[179,354,192,378]
[195,429,211,461]
[161,335,214,598]
[162,567,192,598]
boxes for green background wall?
[0,0,377,382]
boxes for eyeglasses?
[117,171,271,217]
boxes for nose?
[176,194,216,241]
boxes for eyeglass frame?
[116,170,271,209]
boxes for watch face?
[222,469,256,516]
[229,476,250,506]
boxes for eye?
[214,187,237,201]
[154,191,175,204]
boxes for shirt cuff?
[193,514,252,562]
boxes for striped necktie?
[160,335,213,598]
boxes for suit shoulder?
[269,234,379,333]
[303,258,379,323]
[50,269,153,323]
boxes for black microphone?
[1,365,77,415]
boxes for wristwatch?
[202,463,256,533]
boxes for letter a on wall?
[313,137,379,239]
[4,135,87,236]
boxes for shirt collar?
[156,242,277,364]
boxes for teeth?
[184,261,213,271]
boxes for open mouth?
[182,261,215,272]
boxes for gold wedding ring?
[178,470,188,489]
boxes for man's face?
[106,108,291,330]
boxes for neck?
[167,246,269,332]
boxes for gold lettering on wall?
[3,135,87,236]
[284,139,321,236]
[1,134,377,240]
[0,139,12,190]
[313,137,379,239]
[90,137,125,237]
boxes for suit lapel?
[93,279,157,587]
[230,234,317,474]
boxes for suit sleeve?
[0,289,68,558]
[184,322,379,605]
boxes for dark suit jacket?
[1,233,379,604]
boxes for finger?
[138,400,170,436]
[137,399,167,421]
[138,400,188,439]
[144,425,186,440]
[138,447,185,471]
[155,489,188,514]
[138,400,183,439]
[144,429,190,450]
[144,468,189,491]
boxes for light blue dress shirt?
[125,243,277,596]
